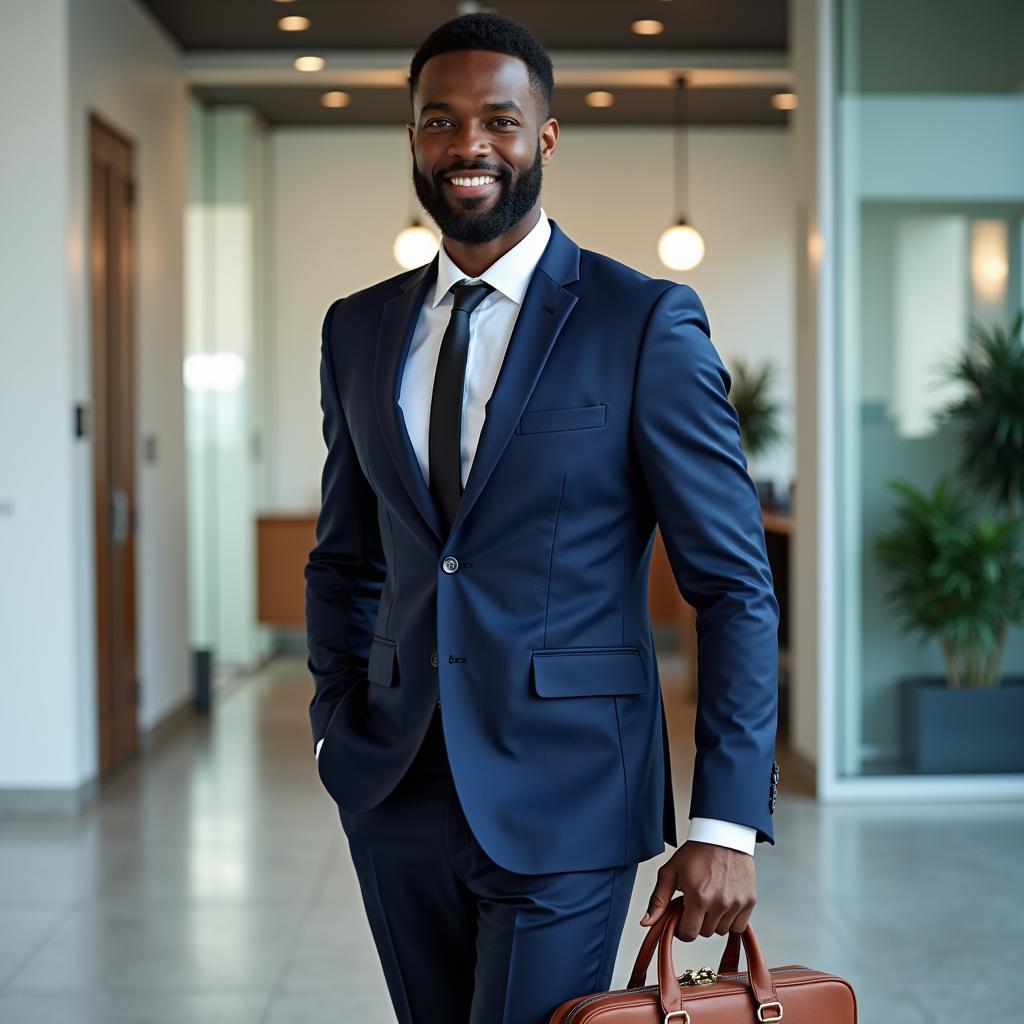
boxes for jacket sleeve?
[304,297,388,754]
[631,283,779,844]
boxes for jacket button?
[441,556,459,574]
[430,649,439,668]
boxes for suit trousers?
[337,704,640,1024]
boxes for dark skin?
[409,48,757,944]
[407,49,557,277]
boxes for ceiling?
[137,0,792,126]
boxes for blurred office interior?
[1,1,1022,1021]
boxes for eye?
[425,118,454,128]
[492,118,518,127]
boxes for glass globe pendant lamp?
[393,217,438,270]
[658,74,705,271]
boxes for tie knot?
[449,281,494,315]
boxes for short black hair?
[408,13,554,118]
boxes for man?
[305,13,780,1024]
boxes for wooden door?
[89,114,139,779]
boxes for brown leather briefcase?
[548,894,857,1023]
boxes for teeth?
[449,176,496,186]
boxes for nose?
[447,119,491,162]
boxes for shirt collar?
[431,207,551,308]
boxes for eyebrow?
[420,100,525,117]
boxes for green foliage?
[872,476,1024,687]
[937,311,1024,517]
[725,356,785,460]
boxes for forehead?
[414,49,535,111]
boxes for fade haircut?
[409,12,554,119]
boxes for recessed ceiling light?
[294,55,325,72]
[321,91,350,108]
[271,0,298,4]
[278,16,310,31]
[771,92,798,110]
[631,19,664,35]
[585,91,615,108]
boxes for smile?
[443,174,500,197]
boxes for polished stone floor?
[1,653,1021,1023]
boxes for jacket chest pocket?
[515,403,607,434]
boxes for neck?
[441,205,542,280]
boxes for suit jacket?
[305,217,780,875]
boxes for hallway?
[0,656,1020,1023]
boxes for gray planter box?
[901,675,1024,773]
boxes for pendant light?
[393,217,437,269]
[393,171,439,269]
[658,73,705,271]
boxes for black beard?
[412,143,543,245]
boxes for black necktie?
[428,280,495,534]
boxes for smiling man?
[305,13,780,1024]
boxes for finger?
[700,904,730,938]
[730,902,755,934]
[640,868,677,926]
[712,905,740,936]
[676,897,705,941]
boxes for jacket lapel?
[374,218,582,547]
[447,221,580,538]
[374,254,446,543]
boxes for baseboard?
[0,776,99,816]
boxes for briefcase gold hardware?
[681,967,717,986]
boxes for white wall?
[265,124,796,514]
[0,0,190,797]
[0,0,77,791]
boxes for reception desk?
[257,514,318,628]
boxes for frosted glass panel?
[891,216,967,440]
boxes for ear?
[539,117,559,165]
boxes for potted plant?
[873,476,1024,771]
[938,311,1024,518]
[872,311,1024,772]
[726,356,786,509]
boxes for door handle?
[111,487,130,546]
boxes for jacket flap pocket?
[367,635,397,687]
[532,646,646,697]
[516,403,607,434]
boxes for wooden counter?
[257,510,793,659]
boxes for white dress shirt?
[315,207,757,857]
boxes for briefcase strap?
[628,895,784,1022]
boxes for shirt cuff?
[315,737,324,760]
[685,817,757,856]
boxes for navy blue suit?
[305,218,779,1020]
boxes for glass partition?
[834,0,1024,780]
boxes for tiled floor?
[1,654,1021,1023]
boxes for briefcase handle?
[627,894,783,1022]
[718,929,744,974]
